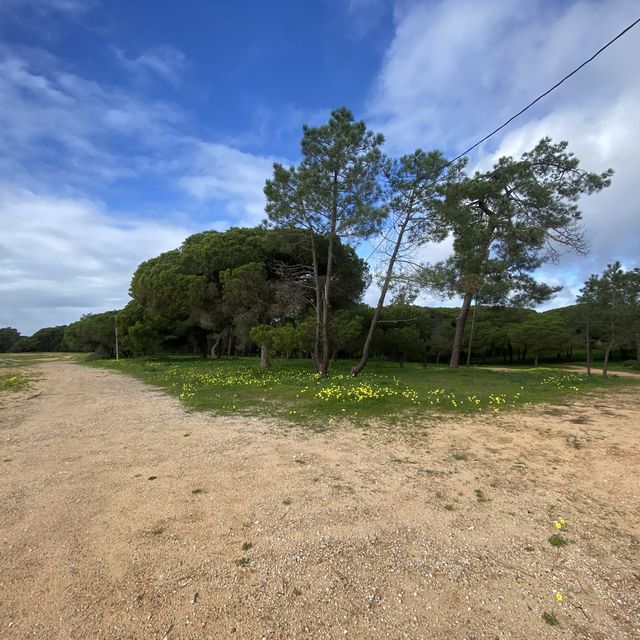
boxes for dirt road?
[1,362,639,639]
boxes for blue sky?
[1,0,639,334]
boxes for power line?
[365,16,640,264]
[448,16,640,165]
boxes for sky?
[1,0,638,335]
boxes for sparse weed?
[542,612,559,626]
[548,534,569,547]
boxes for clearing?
[1,360,639,639]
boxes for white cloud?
[114,46,187,85]
[0,44,284,218]
[0,0,91,16]
[480,91,640,284]
[179,142,280,225]
[370,0,638,153]
[0,50,183,187]
[369,0,640,306]
[0,184,192,334]
[0,41,290,333]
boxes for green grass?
[87,356,638,427]
[0,371,30,392]
[548,533,569,547]
[0,352,80,366]
[541,612,560,626]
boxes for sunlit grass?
[88,357,637,427]
[0,352,80,366]
[0,371,30,392]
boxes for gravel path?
[1,361,639,639]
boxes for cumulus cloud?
[179,142,280,226]
[0,185,192,334]
[0,40,289,333]
[368,0,640,306]
[370,0,638,152]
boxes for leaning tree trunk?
[351,203,414,377]
[449,292,474,368]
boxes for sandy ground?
[1,362,639,640]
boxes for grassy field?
[0,352,79,366]
[89,356,638,427]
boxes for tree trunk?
[466,298,478,366]
[585,323,592,376]
[259,344,270,369]
[603,315,615,377]
[534,353,539,367]
[211,334,222,359]
[450,211,495,369]
[449,292,473,368]
[310,233,322,373]
[351,204,414,377]
[319,207,337,378]
[602,341,613,377]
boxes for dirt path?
[480,364,640,379]
[1,362,639,639]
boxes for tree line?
[4,259,638,376]
[4,108,636,376]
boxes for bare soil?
[1,362,639,639]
